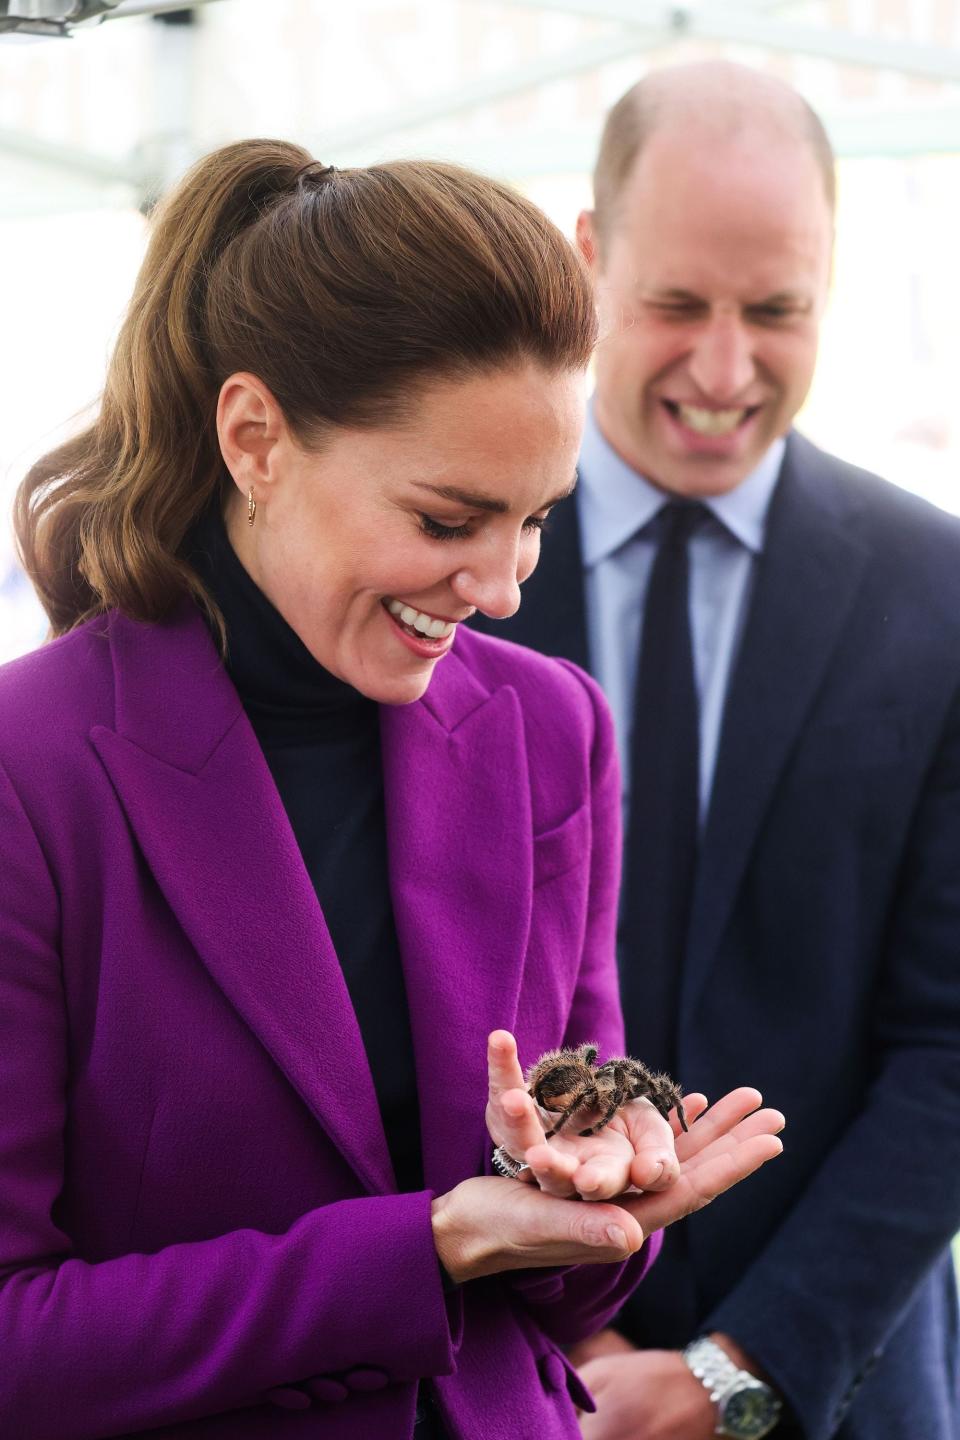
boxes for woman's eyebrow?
[411,476,578,512]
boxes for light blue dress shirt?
[577,405,785,823]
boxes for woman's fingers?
[628,1144,679,1193]
[492,1088,548,1174]
[567,1146,635,1201]
[621,1132,783,1233]
[734,1106,785,1140]
[486,1032,547,1167]
[486,1030,526,1098]
[674,1108,785,1185]
[524,1142,581,1198]
[615,1100,680,1192]
[674,1086,765,1161]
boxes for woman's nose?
[451,559,522,621]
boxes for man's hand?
[577,1349,716,1440]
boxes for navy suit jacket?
[472,431,960,1440]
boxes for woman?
[0,141,782,1439]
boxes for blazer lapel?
[381,647,533,1196]
[683,436,871,1010]
[90,607,395,1197]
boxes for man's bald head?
[592,61,835,254]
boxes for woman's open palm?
[486,1031,783,1211]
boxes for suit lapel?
[91,608,395,1196]
[381,647,533,1195]
[683,436,870,1010]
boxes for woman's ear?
[216,373,286,498]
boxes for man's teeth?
[386,599,455,640]
[675,404,749,437]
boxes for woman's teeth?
[386,599,455,640]
[674,403,750,436]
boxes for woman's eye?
[419,514,471,541]
[418,512,547,541]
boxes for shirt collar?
[577,402,785,566]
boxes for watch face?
[722,1385,780,1439]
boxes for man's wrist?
[683,1335,782,1438]
[709,1331,777,1389]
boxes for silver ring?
[492,1145,530,1180]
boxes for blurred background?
[2,0,959,662]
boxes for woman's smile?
[382,597,459,656]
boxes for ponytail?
[15,141,315,634]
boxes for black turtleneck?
[186,506,424,1195]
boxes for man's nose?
[451,548,523,621]
[687,316,755,402]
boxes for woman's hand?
[430,1176,645,1284]
[486,1030,687,1201]
[486,1029,784,1224]
[618,1085,785,1234]
[433,1033,784,1285]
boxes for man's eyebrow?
[644,287,812,308]
[747,290,812,306]
[644,287,705,303]
[411,476,578,512]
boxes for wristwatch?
[682,1337,782,1438]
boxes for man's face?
[585,125,834,497]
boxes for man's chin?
[649,452,759,499]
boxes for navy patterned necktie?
[619,500,703,1077]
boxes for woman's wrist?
[431,1187,482,1285]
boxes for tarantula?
[526,1044,688,1138]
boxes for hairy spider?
[525,1043,688,1138]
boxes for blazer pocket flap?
[533,803,590,888]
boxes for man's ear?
[216,372,285,498]
[576,209,600,273]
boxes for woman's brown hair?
[15,140,596,636]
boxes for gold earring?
[247,487,256,526]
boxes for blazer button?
[539,1353,567,1395]
[344,1366,390,1392]
[307,1376,350,1404]
[265,1386,312,1411]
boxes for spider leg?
[578,1093,621,1136]
[581,1077,631,1135]
[646,1075,689,1132]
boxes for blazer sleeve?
[0,758,461,1440]
[506,662,662,1346]
[705,685,960,1440]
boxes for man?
[471,62,960,1440]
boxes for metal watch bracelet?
[682,1336,782,1438]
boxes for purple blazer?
[0,604,658,1439]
